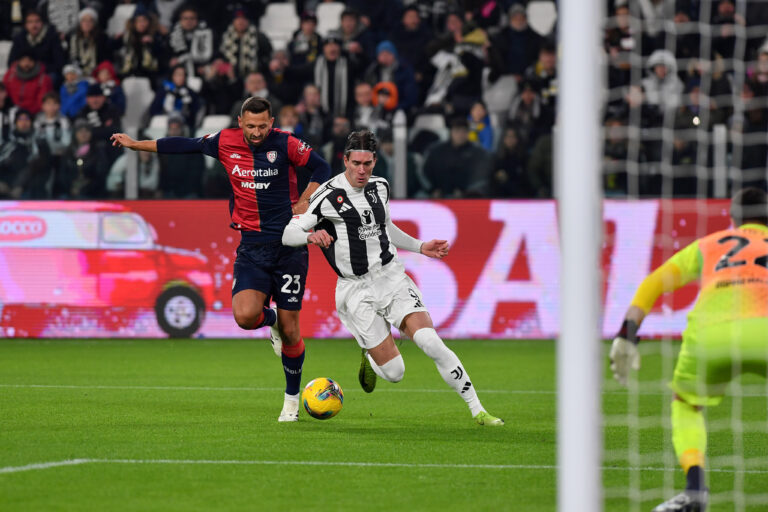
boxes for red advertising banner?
[0,199,731,339]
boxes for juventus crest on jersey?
[292,174,395,278]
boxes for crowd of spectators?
[3,0,766,200]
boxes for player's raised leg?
[365,334,405,385]
[232,289,280,354]
[401,311,504,426]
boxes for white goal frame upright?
[556,0,604,511]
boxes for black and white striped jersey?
[289,173,396,278]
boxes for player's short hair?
[730,187,768,226]
[344,130,378,157]
[240,96,272,118]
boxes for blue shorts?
[232,242,309,311]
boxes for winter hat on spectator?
[376,40,398,59]
[63,64,82,78]
[79,7,98,23]
[685,76,701,92]
[14,109,32,123]
[86,83,104,97]
[93,61,120,84]
[323,31,343,46]
[132,3,150,19]
[509,3,526,16]
[73,118,92,132]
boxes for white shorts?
[335,260,428,350]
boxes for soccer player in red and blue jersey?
[110,97,331,422]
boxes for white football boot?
[277,394,300,422]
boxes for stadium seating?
[106,3,137,38]
[198,114,231,134]
[0,40,12,76]
[259,3,299,51]
[316,2,345,37]
[122,76,155,131]
[145,114,169,140]
[483,73,517,116]
[527,1,557,36]
[410,113,448,143]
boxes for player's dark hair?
[344,130,378,156]
[240,96,272,118]
[730,187,768,226]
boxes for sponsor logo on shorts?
[287,297,298,303]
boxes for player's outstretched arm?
[110,133,158,152]
[420,239,450,259]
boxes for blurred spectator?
[3,52,53,115]
[54,118,110,199]
[467,100,493,151]
[155,0,186,30]
[219,8,273,78]
[346,0,402,41]
[37,0,79,38]
[267,49,303,106]
[391,6,433,94]
[339,9,376,69]
[276,104,302,135]
[35,91,71,161]
[731,80,768,186]
[321,115,351,174]
[65,7,112,77]
[107,143,162,198]
[0,109,50,199]
[59,63,88,118]
[426,9,465,58]
[92,61,127,115]
[364,40,419,113]
[465,0,504,29]
[711,0,743,60]
[288,11,322,66]
[168,4,214,77]
[309,32,356,118]
[373,128,426,197]
[0,83,17,143]
[489,126,531,198]
[525,41,558,113]
[604,1,636,90]
[403,0,464,34]
[150,64,202,130]
[8,10,65,85]
[603,115,631,195]
[200,58,240,115]
[507,79,548,149]
[157,114,205,198]
[229,71,282,125]
[423,117,490,198]
[747,42,768,96]
[642,49,684,114]
[0,1,29,39]
[296,83,327,148]
[350,81,375,130]
[370,81,399,133]
[77,83,122,164]
[118,5,167,80]
[527,133,552,198]
[673,3,700,61]
[488,4,542,83]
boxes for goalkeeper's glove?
[609,320,640,386]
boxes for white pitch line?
[1,458,767,475]
[1,383,766,397]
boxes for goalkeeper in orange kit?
[610,188,768,512]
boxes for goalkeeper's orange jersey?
[631,224,768,326]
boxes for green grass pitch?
[1,338,766,511]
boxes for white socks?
[412,328,484,416]
[366,353,405,382]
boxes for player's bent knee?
[233,309,261,330]
[379,355,405,383]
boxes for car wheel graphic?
[155,286,205,338]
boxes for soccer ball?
[302,378,344,420]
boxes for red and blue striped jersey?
[161,127,318,243]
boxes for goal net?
[601,1,768,510]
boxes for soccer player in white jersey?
[282,130,504,426]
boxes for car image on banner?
[0,199,733,339]
[0,202,216,338]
